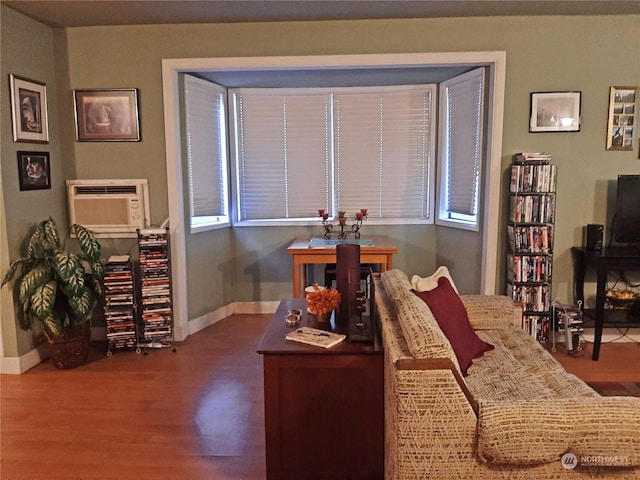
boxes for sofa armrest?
[461,295,522,330]
[395,357,478,414]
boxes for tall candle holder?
[318,209,368,239]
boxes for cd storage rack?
[104,255,138,355]
[137,228,174,351]
[506,152,556,342]
[551,302,584,353]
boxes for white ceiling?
[3,0,640,28]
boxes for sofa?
[374,268,640,479]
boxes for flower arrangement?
[306,283,341,316]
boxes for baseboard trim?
[0,342,48,374]
[188,301,280,336]
[582,327,640,343]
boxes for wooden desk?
[572,246,640,360]
[287,236,398,297]
[257,299,384,480]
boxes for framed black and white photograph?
[529,91,581,132]
[10,75,49,143]
[17,151,51,191]
[74,89,141,141]
[606,86,636,151]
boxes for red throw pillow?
[412,277,493,375]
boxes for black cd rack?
[137,228,174,350]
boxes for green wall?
[1,6,67,356]
[2,6,639,359]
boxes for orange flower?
[306,284,341,315]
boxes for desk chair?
[324,263,379,295]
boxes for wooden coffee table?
[257,298,384,480]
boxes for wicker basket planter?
[46,326,91,369]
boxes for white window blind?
[334,86,434,220]
[183,74,229,231]
[231,85,435,224]
[232,90,331,221]
[437,68,485,230]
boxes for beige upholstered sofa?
[374,269,640,479]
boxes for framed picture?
[606,86,636,151]
[17,151,51,191]
[529,91,581,132]
[9,75,49,143]
[74,89,141,141]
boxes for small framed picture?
[529,91,581,132]
[9,75,49,143]
[74,89,141,141]
[606,86,636,151]
[17,151,51,191]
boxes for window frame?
[182,74,230,233]
[436,67,486,231]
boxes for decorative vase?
[46,325,91,369]
[316,310,333,323]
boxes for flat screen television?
[613,174,640,245]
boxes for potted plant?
[2,218,104,368]
[306,283,341,322]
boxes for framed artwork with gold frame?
[606,86,636,151]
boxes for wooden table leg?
[292,257,301,298]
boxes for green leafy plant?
[2,218,104,339]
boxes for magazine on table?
[285,327,346,349]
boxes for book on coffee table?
[285,327,346,349]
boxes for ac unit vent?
[74,185,139,195]
[66,179,150,238]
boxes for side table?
[257,299,384,480]
[572,246,640,360]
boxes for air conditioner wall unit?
[66,179,150,238]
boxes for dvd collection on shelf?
[508,225,553,253]
[104,255,137,354]
[507,153,556,342]
[507,253,552,283]
[138,228,173,348]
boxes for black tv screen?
[613,174,640,244]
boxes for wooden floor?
[2,313,639,479]
[550,336,640,382]
[1,314,272,480]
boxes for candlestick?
[318,209,368,239]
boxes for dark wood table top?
[257,298,382,355]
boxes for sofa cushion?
[412,277,493,375]
[380,268,414,295]
[466,370,599,402]
[411,265,458,293]
[467,328,565,375]
[380,271,461,373]
[470,368,640,466]
[461,295,522,330]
